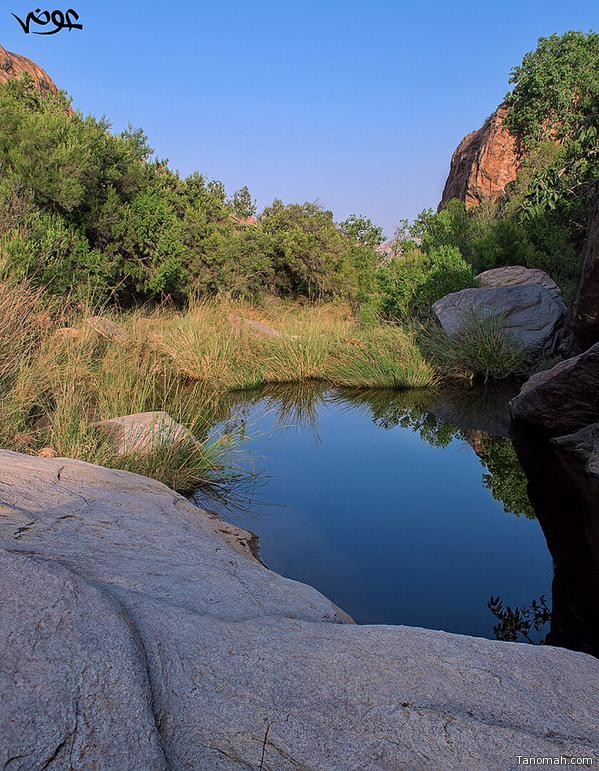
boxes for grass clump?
[156,300,435,390]
[0,282,232,493]
[422,313,530,383]
[326,326,437,389]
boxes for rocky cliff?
[439,104,519,210]
[0,44,60,95]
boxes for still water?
[199,385,556,644]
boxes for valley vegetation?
[0,30,597,491]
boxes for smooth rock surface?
[477,265,565,309]
[96,411,198,456]
[0,452,598,770]
[510,342,599,433]
[433,284,566,354]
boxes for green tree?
[377,245,476,320]
[340,215,384,248]
[505,31,599,147]
[229,186,257,219]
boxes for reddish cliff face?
[0,44,61,95]
[439,104,519,211]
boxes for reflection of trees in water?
[330,387,534,519]
[488,595,551,644]
[222,381,327,439]
[220,383,535,520]
[329,388,459,447]
[477,437,536,520]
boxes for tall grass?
[0,283,438,493]
[422,313,530,383]
[326,326,437,389]
[156,299,435,390]
[0,283,232,493]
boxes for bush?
[377,246,476,321]
[0,77,382,307]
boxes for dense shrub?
[377,246,476,321]
[0,78,379,306]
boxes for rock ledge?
[1,452,597,769]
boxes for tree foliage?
[419,32,599,305]
[0,77,380,306]
[505,31,599,147]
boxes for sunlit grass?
[154,298,433,390]
[0,284,438,493]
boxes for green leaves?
[0,76,382,307]
[505,31,599,147]
[377,246,476,321]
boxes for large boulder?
[96,411,198,456]
[477,265,566,309]
[432,284,566,355]
[510,342,599,433]
[0,451,598,769]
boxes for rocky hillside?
[0,44,60,95]
[439,104,519,210]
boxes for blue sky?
[2,1,598,235]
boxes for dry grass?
[153,298,434,391]
[0,284,436,491]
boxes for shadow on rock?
[511,422,599,657]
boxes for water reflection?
[200,382,598,655]
[221,383,533,520]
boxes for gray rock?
[96,411,198,456]
[553,422,599,480]
[433,284,566,355]
[0,451,598,769]
[477,265,565,308]
[510,342,599,433]
[85,316,129,343]
[0,550,166,770]
[229,314,283,339]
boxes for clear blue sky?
[3,1,598,236]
